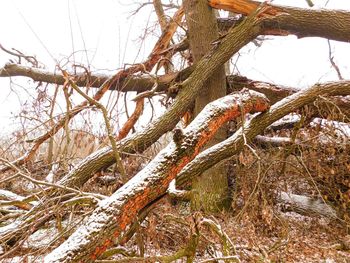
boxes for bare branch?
[0,6,184,173]
[327,40,344,80]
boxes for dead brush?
[230,147,282,234]
[131,203,239,262]
[299,125,350,222]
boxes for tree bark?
[212,0,350,43]
[44,90,270,263]
[183,0,230,211]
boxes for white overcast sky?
[0,0,349,135]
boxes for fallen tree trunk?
[175,80,350,187]
[254,135,300,149]
[0,62,194,93]
[3,63,348,117]
[279,192,337,219]
[44,80,350,262]
[44,90,270,262]
[228,75,350,118]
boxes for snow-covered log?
[44,89,270,262]
[254,135,298,148]
[175,80,350,187]
[279,192,337,219]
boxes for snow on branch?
[175,80,350,187]
[44,89,270,262]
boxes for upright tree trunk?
[183,0,230,211]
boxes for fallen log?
[279,192,337,219]
[228,75,350,119]
[266,114,301,131]
[44,89,270,262]
[254,135,299,149]
[2,63,349,118]
[175,80,350,187]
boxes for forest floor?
[2,193,349,262]
[141,199,350,262]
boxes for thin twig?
[62,71,127,182]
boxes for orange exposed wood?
[87,91,270,260]
[44,91,269,262]
[182,111,192,127]
[209,0,282,17]
[112,5,183,144]
[117,98,144,140]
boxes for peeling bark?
[209,0,283,17]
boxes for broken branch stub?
[208,0,284,17]
[44,89,270,262]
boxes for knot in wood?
[173,128,184,146]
